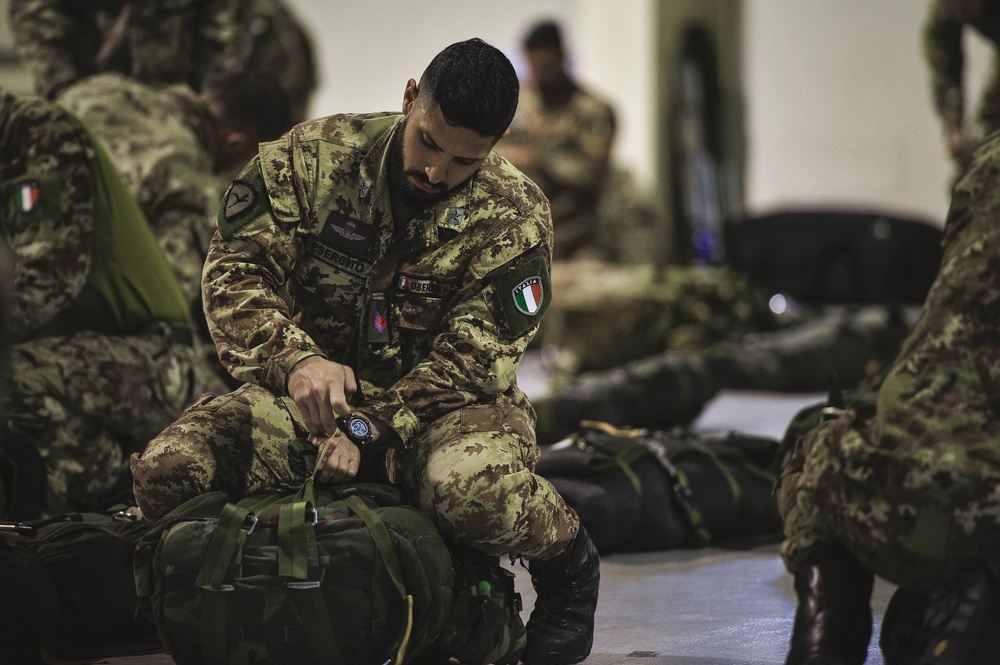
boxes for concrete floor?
[99,388,896,665]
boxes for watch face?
[348,416,370,440]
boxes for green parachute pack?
[134,477,526,665]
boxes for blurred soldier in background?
[8,0,246,99]
[924,0,1000,172]
[0,88,197,518]
[496,20,617,261]
[9,0,316,121]
[242,0,317,123]
[57,71,293,395]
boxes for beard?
[388,120,449,209]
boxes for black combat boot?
[522,526,600,665]
[880,566,1000,665]
[785,542,874,665]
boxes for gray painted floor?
[100,388,895,665]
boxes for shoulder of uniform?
[470,154,552,248]
[289,111,401,149]
[476,152,549,214]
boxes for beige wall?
[284,0,657,186]
[742,0,990,225]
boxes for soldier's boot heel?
[880,566,1000,665]
[522,526,600,665]
[785,542,874,665]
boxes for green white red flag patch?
[15,181,39,212]
[512,276,543,316]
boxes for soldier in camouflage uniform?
[9,0,315,122]
[777,126,1000,663]
[241,0,317,123]
[57,71,293,396]
[924,0,1000,171]
[496,21,617,261]
[131,39,600,665]
[0,88,198,518]
[8,0,246,99]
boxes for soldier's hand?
[314,431,361,484]
[287,355,358,440]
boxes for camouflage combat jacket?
[923,0,1000,132]
[0,88,189,342]
[9,0,246,99]
[58,72,223,307]
[205,112,553,446]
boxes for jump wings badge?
[512,276,543,316]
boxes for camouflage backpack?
[134,479,456,665]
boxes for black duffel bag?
[536,422,783,554]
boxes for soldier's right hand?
[287,355,358,441]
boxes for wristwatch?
[337,412,374,449]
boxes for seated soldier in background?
[496,20,617,261]
[0,88,197,518]
[9,0,316,121]
[57,70,293,395]
[778,124,1000,664]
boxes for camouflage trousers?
[779,406,1000,588]
[131,383,579,560]
[1,330,198,514]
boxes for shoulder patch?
[217,163,270,240]
[2,174,60,225]
[492,253,552,338]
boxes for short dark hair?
[524,21,563,51]
[418,38,519,139]
[204,71,293,142]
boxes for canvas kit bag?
[134,477,526,665]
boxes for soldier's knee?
[130,438,204,522]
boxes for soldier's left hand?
[314,431,361,484]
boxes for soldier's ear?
[402,79,419,115]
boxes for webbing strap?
[202,590,230,665]
[278,501,311,579]
[195,503,252,590]
[285,477,344,664]
[195,502,253,665]
[293,583,345,665]
[675,439,742,505]
[344,495,411,664]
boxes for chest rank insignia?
[224,181,255,220]
[14,181,39,212]
[444,207,466,227]
[512,276,544,316]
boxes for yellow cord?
[394,594,414,665]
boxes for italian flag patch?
[14,181,39,212]
[512,276,543,316]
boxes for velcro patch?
[217,164,269,240]
[396,272,459,298]
[320,211,373,257]
[492,253,551,338]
